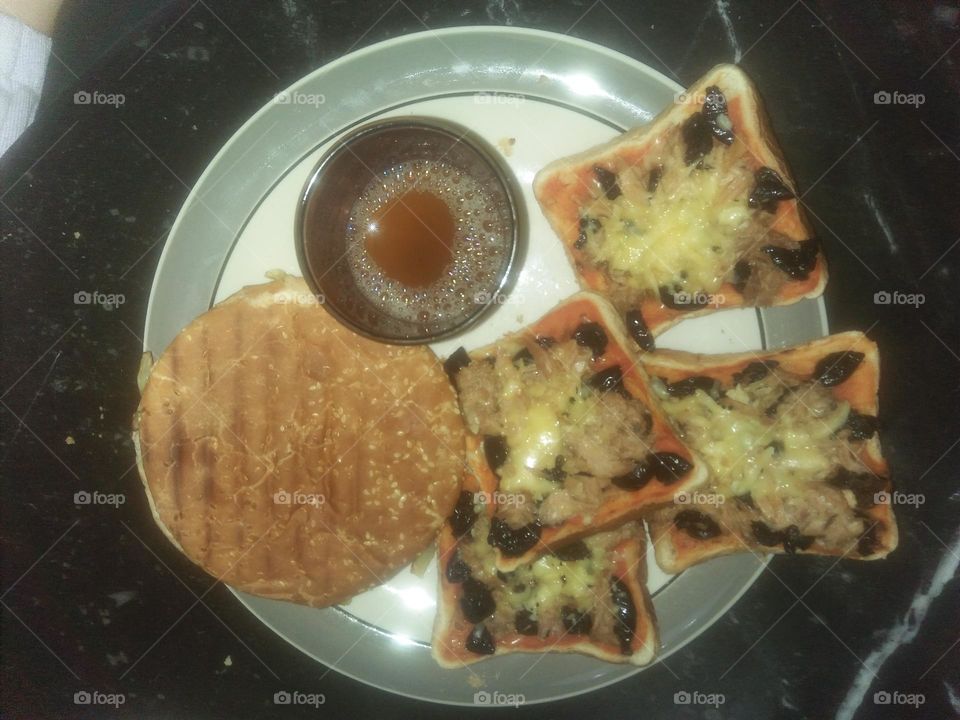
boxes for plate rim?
[142,24,824,705]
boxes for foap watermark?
[473,690,525,707]
[74,490,125,508]
[273,490,325,508]
[74,90,125,107]
[674,690,725,708]
[670,291,726,308]
[473,92,525,106]
[273,691,326,707]
[873,690,925,707]
[74,290,126,310]
[674,490,725,507]
[74,691,125,708]
[273,290,324,306]
[673,90,711,107]
[473,291,524,306]
[874,491,925,508]
[475,490,526,508]
[873,290,924,307]
[873,90,925,108]
[273,91,326,107]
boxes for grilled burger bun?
[133,273,465,608]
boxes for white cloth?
[0,13,52,158]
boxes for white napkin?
[0,13,52,158]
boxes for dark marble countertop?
[2,1,958,718]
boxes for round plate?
[143,26,828,706]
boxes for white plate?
[144,26,827,705]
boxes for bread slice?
[444,291,707,573]
[642,332,896,573]
[133,273,465,607]
[431,466,657,667]
[533,64,826,346]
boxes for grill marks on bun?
[135,273,465,608]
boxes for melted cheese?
[506,543,610,616]
[659,387,850,497]
[589,166,749,293]
[494,554,599,616]
[494,350,587,501]
[462,517,499,582]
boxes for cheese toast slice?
[642,332,896,573]
[444,291,707,573]
[431,464,657,667]
[534,64,826,347]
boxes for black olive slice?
[651,452,693,484]
[647,164,664,193]
[748,167,795,212]
[675,510,721,539]
[515,609,539,636]
[612,458,655,490]
[731,260,751,294]
[659,285,709,309]
[663,375,716,398]
[751,521,782,547]
[449,491,478,538]
[460,578,496,623]
[586,365,627,395]
[813,351,865,387]
[483,435,509,471]
[573,322,608,359]
[553,540,591,562]
[732,360,778,386]
[734,493,755,509]
[610,578,637,655]
[536,335,556,349]
[752,522,813,553]
[445,551,472,584]
[762,238,819,280]
[844,410,879,441]
[825,466,885,509]
[703,85,735,145]
[575,216,602,249]
[443,346,471,383]
[764,387,792,418]
[561,606,593,634]
[658,286,680,309]
[512,347,534,367]
[466,623,496,655]
[633,409,654,438]
[681,112,714,165]
[542,455,567,482]
[487,517,542,557]
[625,309,655,351]
[593,165,622,199]
[781,525,814,554]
